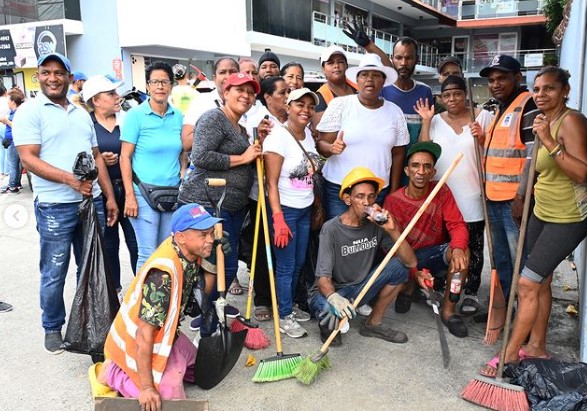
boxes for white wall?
[67,0,121,78]
[115,0,251,57]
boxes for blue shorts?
[414,243,450,278]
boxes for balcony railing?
[437,48,558,73]
[312,11,439,69]
[418,0,545,20]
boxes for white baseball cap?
[320,45,347,65]
[81,75,124,102]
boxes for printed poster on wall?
[0,24,66,69]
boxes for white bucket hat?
[346,54,398,87]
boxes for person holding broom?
[308,167,419,346]
[480,66,587,376]
[95,204,226,409]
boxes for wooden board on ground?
[94,397,208,411]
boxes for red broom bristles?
[461,378,530,411]
[230,320,270,350]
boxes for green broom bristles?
[292,351,332,385]
[252,353,302,382]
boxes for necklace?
[286,123,305,140]
[547,106,567,126]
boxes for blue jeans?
[487,200,524,298]
[103,182,138,289]
[270,205,311,318]
[323,179,390,221]
[7,143,21,188]
[130,188,174,273]
[34,196,105,333]
[204,205,247,301]
[309,257,408,319]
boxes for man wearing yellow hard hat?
[307,166,418,346]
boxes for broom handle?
[496,134,540,379]
[319,153,464,352]
[466,79,496,268]
[256,154,285,355]
[244,132,262,321]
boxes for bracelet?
[548,144,562,157]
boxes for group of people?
[7,26,586,409]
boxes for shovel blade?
[192,326,247,390]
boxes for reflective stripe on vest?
[104,238,184,388]
[484,92,533,201]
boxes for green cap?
[407,141,442,164]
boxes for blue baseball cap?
[37,53,71,72]
[72,71,88,81]
[171,204,222,233]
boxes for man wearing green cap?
[384,141,470,338]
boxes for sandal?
[254,306,271,322]
[441,314,468,338]
[479,349,538,378]
[460,294,480,315]
[228,279,243,295]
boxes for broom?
[460,133,540,411]
[466,79,506,344]
[252,154,301,382]
[230,131,271,350]
[294,153,464,385]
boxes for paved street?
[0,175,581,411]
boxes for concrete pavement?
[0,175,580,411]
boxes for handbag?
[132,172,179,212]
[286,126,325,231]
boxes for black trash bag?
[505,359,587,410]
[62,152,120,363]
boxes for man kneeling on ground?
[384,141,470,338]
[98,204,223,409]
[308,167,419,346]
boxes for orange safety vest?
[484,92,533,201]
[104,237,185,389]
[316,79,357,105]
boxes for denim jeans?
[323,179,390,221]
[130,188,174,273]
[309,257,408,319]
[103,182,138,290]
[34,196,105,333]
[203,205,247,302]
[487,200,524,298]
[270,205,311,318]
[7,143,21,188]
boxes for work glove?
[327,292,356,319]
[213,230,231,256]
[272,212,292,248]
[343,18,372,48]
[319,309,340,332]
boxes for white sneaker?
[356,304,372,316]
[292,305,311,322]
[279,313,308,338]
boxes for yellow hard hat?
[339,167,385,200]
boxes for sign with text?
[0,24,66,69]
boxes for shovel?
[193,178,248,389]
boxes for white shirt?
[430,109,494,222]
[263,125,319,209]
[316,95,409,187]
[183,88,222,126]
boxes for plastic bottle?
[363,206,388,225]
[449,272,462,303]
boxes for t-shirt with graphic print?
[315,216,393,288]
[262,125,322,209]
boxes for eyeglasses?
[148,79,171,87]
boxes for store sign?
[0,24,66,69]
[524,53,544,68]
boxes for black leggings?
[464,220,485,295]
[522,213,587,282]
